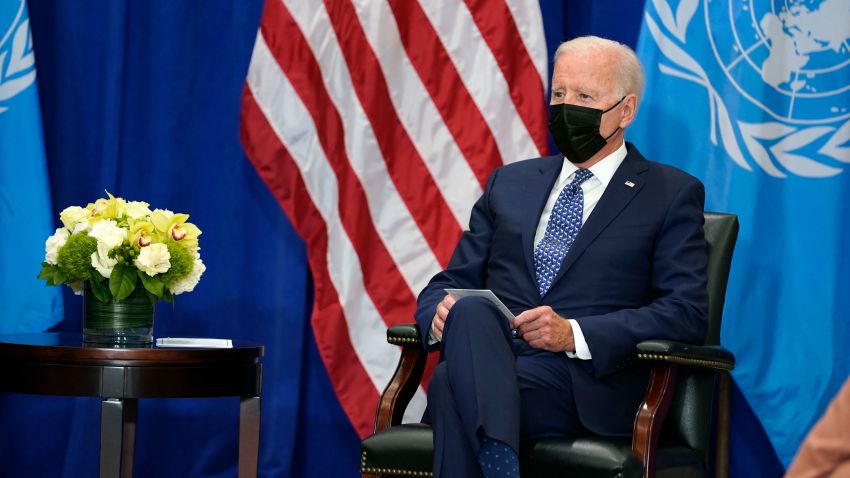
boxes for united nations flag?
[628,0,850,471]
[0,0,63,332]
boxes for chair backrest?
[660,212,739,465]
[703,213,740,346]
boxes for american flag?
[240,0,548,438]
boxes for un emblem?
[0,0,36,114]
[645,0,850,178]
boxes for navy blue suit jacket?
[415,143,708,435]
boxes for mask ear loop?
[602,95,626,113]
[603,126,620,141]
[601,95,627,141]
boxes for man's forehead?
[552,51,617,87]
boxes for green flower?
[56,233,98,282]
[159,242,194,286]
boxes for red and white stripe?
[241,0,547,438]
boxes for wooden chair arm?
[631,363,678,478]
[373,324,428,433]
[631,341,735,477]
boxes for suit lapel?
[546,148,650,294]
[520,156,563,291]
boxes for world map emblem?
[0,0,36,114]
[644,0,850,178]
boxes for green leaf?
[162,288,174,304]
[52,268,67,285]
[38,263,56,281]
[88,272,112,303]
[137,270,164,298]
[89,270,106,284]
[39,263,59,285]
[109,265,138,301]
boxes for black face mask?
[548,96,625,164]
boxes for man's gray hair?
[553,36,645,103]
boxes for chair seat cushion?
[362,424,435,476]
[361,424,704,478]
[521,436,642,478]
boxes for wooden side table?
[0,333,263,478]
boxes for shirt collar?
[558,142,627,188]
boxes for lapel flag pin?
[624,180,635,188]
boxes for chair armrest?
[637,340,735,372]
[374,323,427,433]
[631,340,734,475]
[387,324,422,346]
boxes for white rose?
[134,243,171,276]
[169,255,205,295]
[73,221,90,234]
[44,227,70,265]
[59,206,91,231]
[125,201,152,219]
[88,220,127,250]
[91,241,118,278]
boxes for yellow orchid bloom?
[149,209,201,250]
[87,191,125,220]
[128,220,155,247]
[171,222,202,250]
[149,209,177,233]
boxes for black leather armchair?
[361,212,739,478]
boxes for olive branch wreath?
[646,0,850,178]
[0,2,37,115]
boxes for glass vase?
[83,283,155,346]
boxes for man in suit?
[415,36,708,477]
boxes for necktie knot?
[571,169,593,189]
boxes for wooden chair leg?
[632,364,679,478]
[714,372,731,478]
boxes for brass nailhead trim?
[361,450,433,477]
[388,336,421,346]
[637,353,734,371]
[360,467,432,477]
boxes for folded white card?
[443,289,515,321]
[155,338,233,348]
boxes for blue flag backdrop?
[629,0,850,469]
[0,0,63,333]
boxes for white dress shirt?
[429,143,628,356]
[534,142,627,360]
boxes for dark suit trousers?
[428,296,589,477]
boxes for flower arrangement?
[38,192,205,303]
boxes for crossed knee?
[445,296,505,333]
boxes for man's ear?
[618,94,638,129]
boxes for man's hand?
[431,294,456,341]
[512,306,574,353]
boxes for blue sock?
[478,436,520,478]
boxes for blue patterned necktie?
[534,168,594,296]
